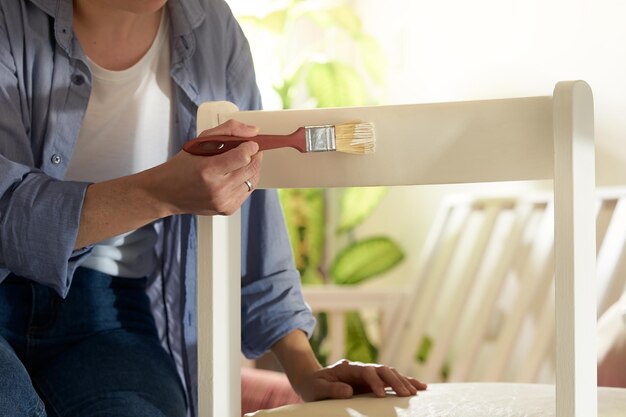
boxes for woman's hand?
[271,330,427,403]
[294,359,427,402]
[144,119,263,217]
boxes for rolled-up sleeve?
[0,161,92,297]
[240,189,316,359]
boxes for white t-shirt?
[65,11,172,278]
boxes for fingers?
[207,140,259,175]
[312,380,354,401]
[230,150,263,191]
[360,367,386,397]
[385,367,417,396]
[407,376,428,391]
[198,119,259,138]
[330,360,426,398]
[195,119,261,175]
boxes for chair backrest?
[405,194,560,384]
[371,191,624,384]
[196,81,596,417]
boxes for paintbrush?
[183,121,376,156]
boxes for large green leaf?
[305,61,368,108]
[278,188,325,274]
[330,237,404,285]
[337,187,388,234]
[345,311,378,363]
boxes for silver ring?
[244,179,253,192]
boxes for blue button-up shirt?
[0,1,315,415]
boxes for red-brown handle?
[183,128,307,156]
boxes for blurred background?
[227,0,626,393]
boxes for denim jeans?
[0,267,186,417]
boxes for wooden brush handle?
[183,127,307,156]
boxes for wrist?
[133,166,178,218]
[271,330,322,394]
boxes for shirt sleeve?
[0,10,92,297]
[240,189,317,359]
[0,163,92,297]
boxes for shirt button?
[51,154,62,165]
[71,74,85,85]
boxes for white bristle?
[334,121,376,154]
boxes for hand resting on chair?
[271,329,427,402]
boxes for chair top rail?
[199,96,554,188]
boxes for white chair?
[195,81,619,416]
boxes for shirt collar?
[167,0,205,37]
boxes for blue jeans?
[0,267,186,417]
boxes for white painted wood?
[420,204,500,380]
[201,98,554,188]
[196,216,213,417]
[449,202,534,381]
[196,82,596,416]
[595,198,613,251]
[596,198,626,315]
[196,214,241,417]
[484,203,555,381]
[244,383,626,417]
[328,313,346,364]
[302,287,399,311]
[519,283,556,382]
[379,197,457,365]
[552,81,597,417]
[394,204,472,375]
[196,101,242,417]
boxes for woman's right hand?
[143,119,263,217]
[76,119,261,249]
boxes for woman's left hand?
[294,359,427,402]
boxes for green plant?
[238,0,385,109]
[239,0,402,366]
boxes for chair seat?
[245,383,626,417]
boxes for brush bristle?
[334,121,376,154]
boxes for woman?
[0,1,426,416]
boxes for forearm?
[271,329,322,393]
[75,169,170,249]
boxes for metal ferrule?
[305,125,336,152]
